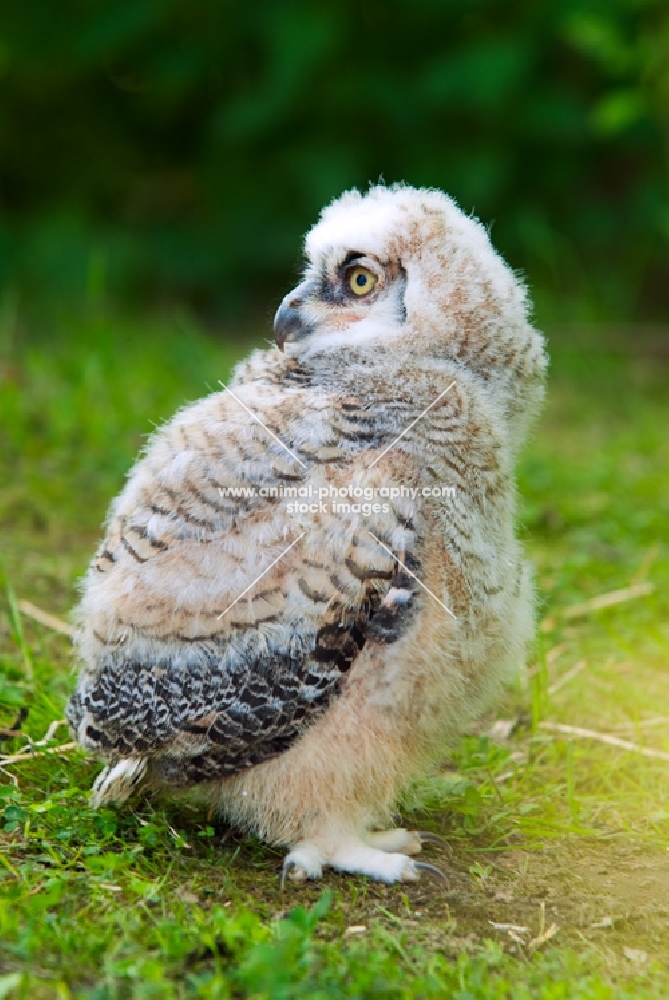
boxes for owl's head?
[274,183,533,362]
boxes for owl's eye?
[348,267,377,296]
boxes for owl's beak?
[273,283,314,351]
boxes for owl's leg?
[363,828,447,855]
[282,833,445,884]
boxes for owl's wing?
[67,384,419,785]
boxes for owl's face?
[273,185,442,354]
[273,247,407,353]
[273,184,535,370]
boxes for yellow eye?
[348,267,377,296]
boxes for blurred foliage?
[0,0,667,320]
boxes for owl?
[67,184,547,883]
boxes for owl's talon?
[363,827,449,856]
[280,859,301,889]
[413,861,447,881]
[417,831,451,852]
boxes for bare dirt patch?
[238,836,669,970]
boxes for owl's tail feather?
[90,757,148,808]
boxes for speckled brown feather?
[67,362,439,778]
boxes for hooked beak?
[273,282,314,351]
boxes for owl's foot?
[281,844,323,887]
[364,827,449,855]
[281,835,447,885]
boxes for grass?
[0,298,668,998]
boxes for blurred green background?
[2,7,669,992]
[1,0,668,324]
